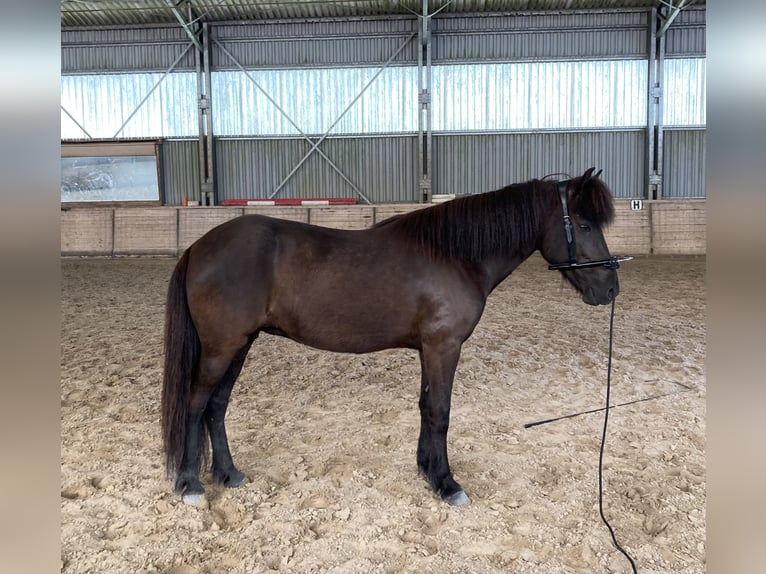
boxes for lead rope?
[600,298,638,574]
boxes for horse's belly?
[267,296,417,354]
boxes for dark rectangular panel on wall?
[663,129,706,199]
[216,136,418,204]
[432,131,645,200]
[432,11,648,62]
[161,140,200,205]
[61,27,196,73]
[212,18,418,70]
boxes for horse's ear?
[573,167,615,225]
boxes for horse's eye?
[578,224,591,232]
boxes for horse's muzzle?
[582,278,619,306]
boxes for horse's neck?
[473,186,550,295]
[476,245,538,297]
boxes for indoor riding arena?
[60,2,706,573]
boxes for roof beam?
[657,0,694,38]
[165,0,203,52]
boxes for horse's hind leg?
[205,340,254,488]
[175,350,242,504]
[417,341,471,506]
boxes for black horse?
[162,167,618,506]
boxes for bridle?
[547,178,632,271]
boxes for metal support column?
[194,17,205,205]
[195,22,216,206]
[168,0,214,205]
[646,7,664,201]
[417,0,433,203]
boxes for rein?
[548,179,632,271]
[527,296,639,573]
[598,298,639,574]
[542,178,638,572]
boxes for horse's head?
[539,168,619,306]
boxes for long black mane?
[374,175,615,263]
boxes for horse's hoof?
[224,470,246,488]
[182,492,208,507]
[213,467,247,488]
[444,490,471,506]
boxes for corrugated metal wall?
[431,60,647,131]
[663,129,706,199]
[60,59,692,138]
[212,18,418,69]
[59,8,705,71]
[61,73,198,138]
[216,136,418,203]
[124,131,651,204]
[433,131,645,199]
[212,67,419,136]
[662,58,706,127]
[61,26,196,73]
[61,8,706,204]
[664,8,706,57]
[210,59,651,137]
[161,140,200,204]
[432,10,649,61]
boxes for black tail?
[161,249,200,478]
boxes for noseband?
[547,179,632,271]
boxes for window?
[61,141,162,204]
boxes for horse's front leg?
[417,341,471,506]
[416,354,432,476]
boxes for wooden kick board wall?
[61,200,706,256]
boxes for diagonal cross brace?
[164,0,203,53]
[213,39,369,202]
[657,0,694,37]
[214,32,416,204]
[61,104,92,139]
[270,32,416,200]
[112,43,194,138]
